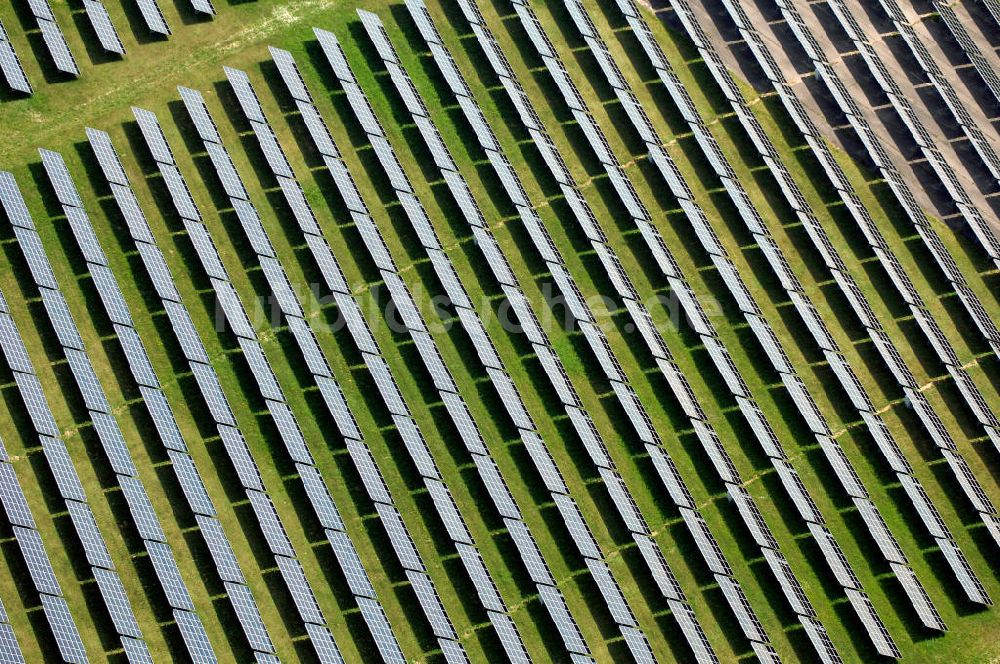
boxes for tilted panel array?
[323,14,664,661]
[618,0,996,596]
[930,1,1000,111]
[37,149,216,662]
[0,584,22,664]
[81,0,124,55]
[819,0,1000,272]
[214,55,540,661]
[563,0,987,618]
[0,433,55,664]
[355,10,729,663]
[408,1,846,661]
[25,0,77,76]
[222,64,481,664]
[458,0,883,658]
[83,126,281,664]
[133,103,382,664]
[868,0,1000,220]
[0,172,136,663]
[177,84,425,664]
[714,0,1000,543]
[0,19,31,94]
[134,0,170,37]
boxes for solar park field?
[1,0,1000,662]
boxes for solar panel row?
[0,19,31,94]
[80,126,285,659]
[143,94,408,663]
[32,149,218,659]
[712,0,1000,550]
[223,62,511,662]
[0,177,116,664]
[0,451,40,664]
[877,0,1000,183]
[580,0,989,618]
[130,106,349,664]
[821,0,1000,272]
[26,0,78,76]
[370,19,678,652]
[522,0,971,648]
[309,29,605,661]
[82,0,125,55]
[934,2,1000,110]
[431,0,856,660]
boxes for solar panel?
[297,463,343,532]
[205,142,248,200]
[179,87,220,142]
[39,594,87,664]
[40,436,86,501]
[66,500,115,569]
[357,597,406,664]
[93,567,142,638]
[246,491,295,558]
[267,400,311,465]
[146,539,194,610]
[0,463,35,529]
[37,19,78,76]
[120,636,153,664]
[134,241,180,303]
[343,437,391,506]
[195,515,243,584]
[64,348,110,414]
[139,388,185,453]
[303,622,344,664]
[218,426,263,491]
[82,0,124,55]
[327,530,376,599]
[454,543,503,613]
[472,455,520,521]
[390,415,437,481]
[254,125,293,179]
[0,619,23,664]
[269,47,311,103]
[275,555,324,625]
[240,343,282,402]
[119,475,165,542]
[407,570,455,638]
[372,503,420,572]
[283,317,327,379]
[168,451,214,517]
[135,0,169,35]
[0,20,31,94]
[14,525,62,595]
[224,582,273,653]
[224,67,266,123]
[174,610,215,663]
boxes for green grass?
[0,0,998,662]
